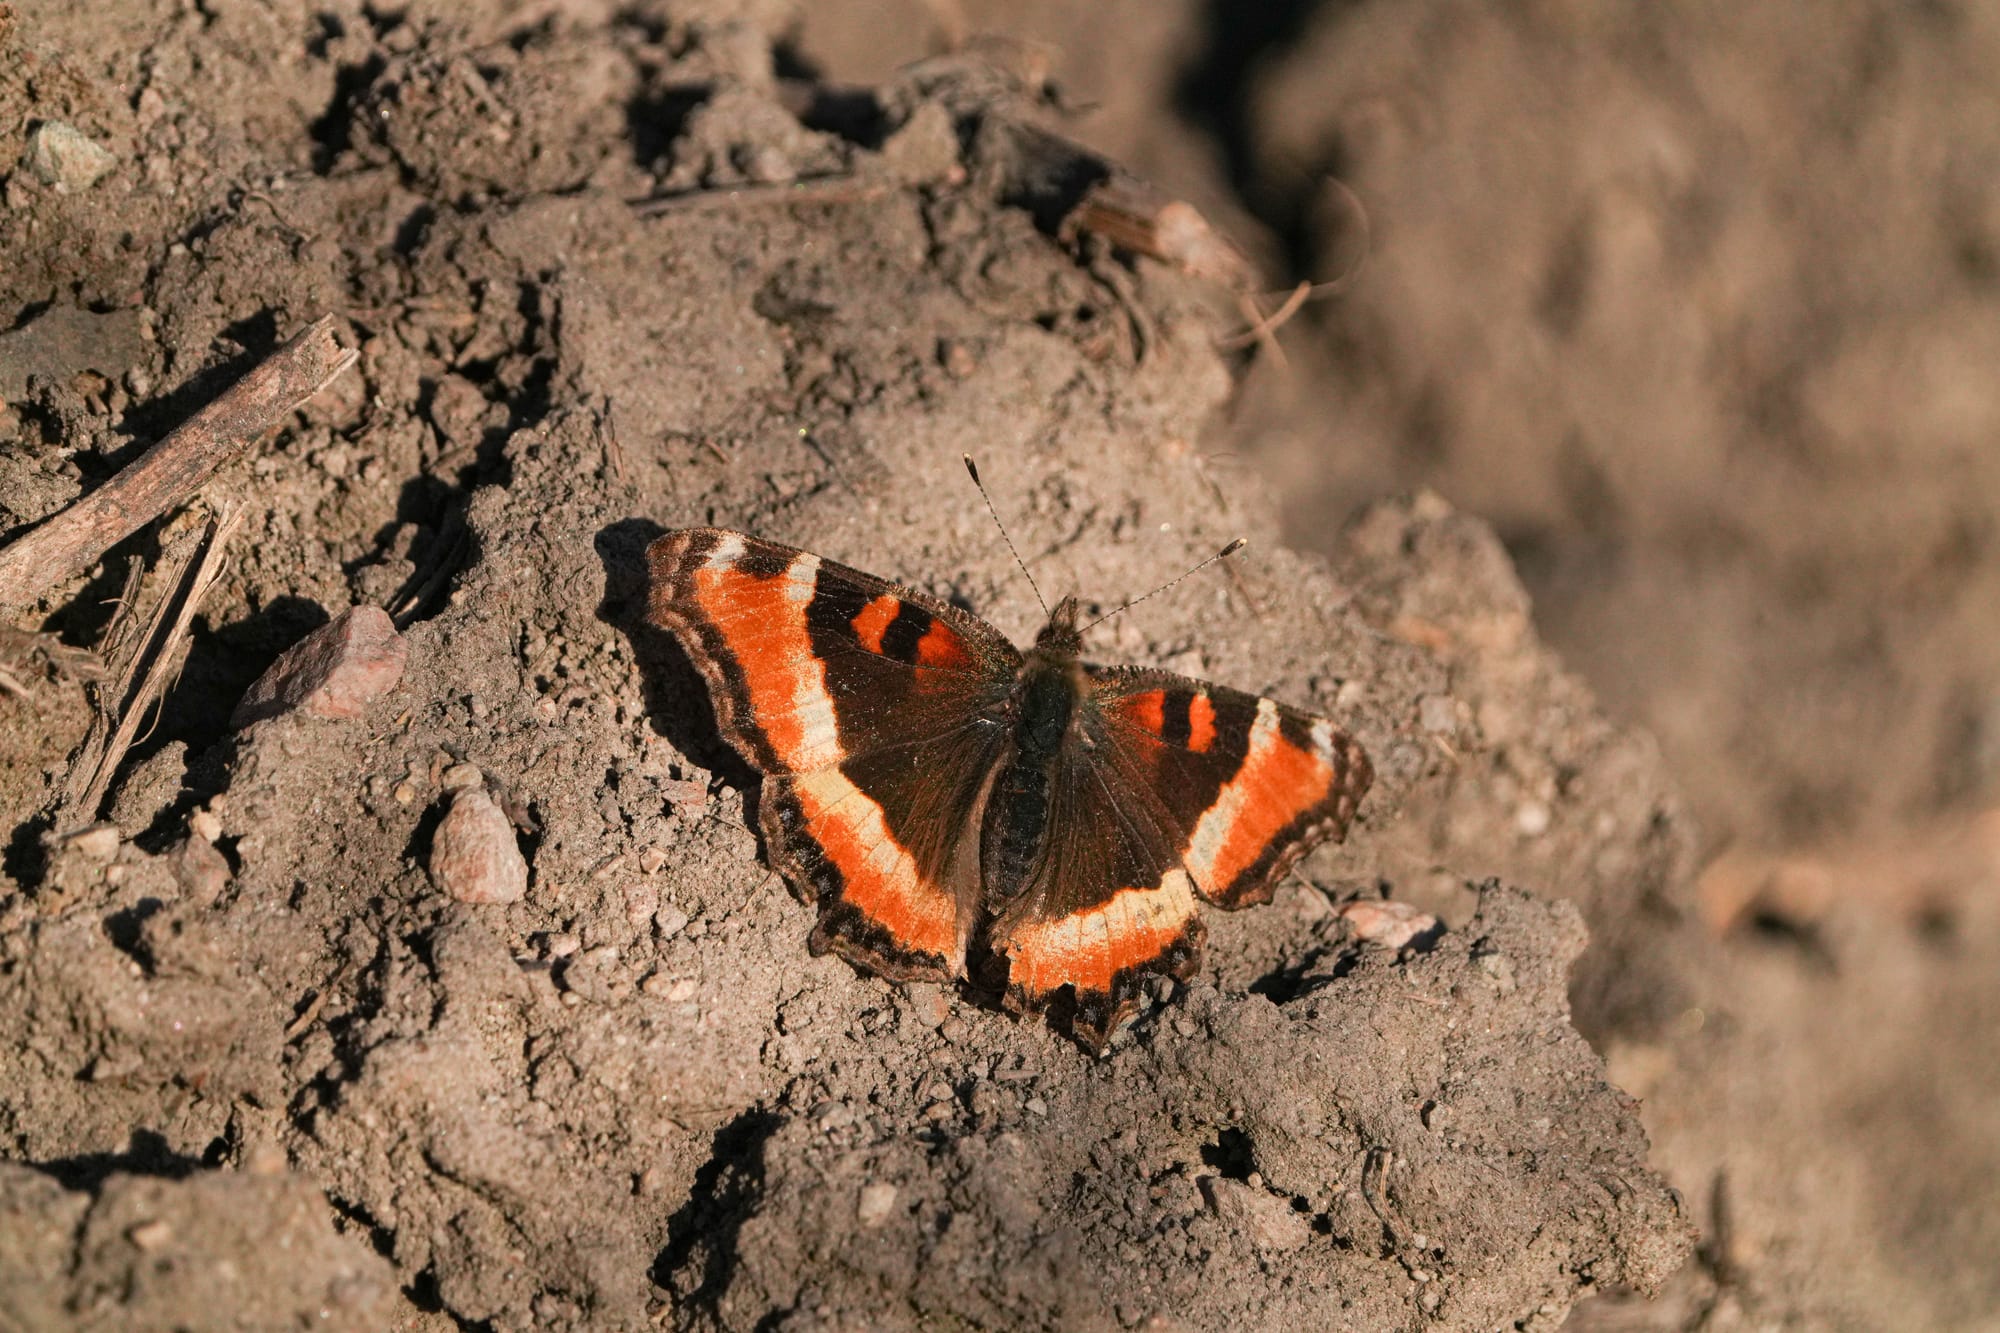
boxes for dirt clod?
[0,6,1721,1330]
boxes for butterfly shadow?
[594,517,762,797]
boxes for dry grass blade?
[0,626,107,702]
[55,505,246,832]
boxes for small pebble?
[903,983,948,1029]
[857,1182,898,1228]
[1199,1176,1310,1252]
[67,824,121,861]
[440,762,483,792]
[24,121,118,192]
[1024,1097,1048,1117]
[638,845,669,874]
[429,788,528,904]
[653,905,689,939]
[659,777,709,808]
[938,339,977,379]
[171,835,231,904]
[1418,693,1459,734]
[624,884,659,925]
[189,808,223,842]
[127,1219,174,1251]
[1515,800,1552,837]
[1336,899,1440,950]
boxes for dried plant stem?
[57,505,244,831]
[629,177,890,218]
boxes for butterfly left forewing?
[646,527,1018,982]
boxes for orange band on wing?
[1186,693,1217,753]
[1185,700,1333,894]
[690,547,842,772]
[1123,690,1167,734]
[850,594,900,654]
[1003,871,1197,998]
[792,767,960,963]
[916,621,972,670]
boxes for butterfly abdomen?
[982,660,1078,904]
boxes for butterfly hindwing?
[980,725,1207,1049]
[981,668,1369,1050]
[647,528,1018,981]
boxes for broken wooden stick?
[0,314,355,614]
[1061,179,1259,293]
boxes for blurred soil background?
[1,1,1996,1330]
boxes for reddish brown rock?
[429,788,527,905]
[231,606,406,728]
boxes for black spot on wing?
[737,541,791,581]
[804,566,869,653]
[879,601,933,663]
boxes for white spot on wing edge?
[703,531,746,570]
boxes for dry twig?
[1062,179,1259,293]
[629,176,890,219]
[0,315,355,614]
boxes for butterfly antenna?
[962,455,1050,618]
[1081,537,1247,634]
